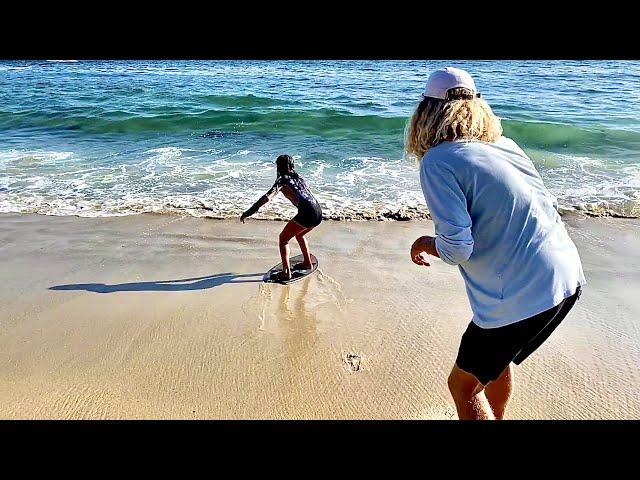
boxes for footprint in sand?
[343,353,362,373]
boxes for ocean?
[1,60,639,220]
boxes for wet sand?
[0,213,638,419]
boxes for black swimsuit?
[268,175,323,228]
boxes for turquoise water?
[1,60,639,219]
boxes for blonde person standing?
[406,67,585,420]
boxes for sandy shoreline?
[0,213,638,419]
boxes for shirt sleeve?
[420,155,474,265]
[264,177,283,200]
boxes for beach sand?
[0,213,638,419]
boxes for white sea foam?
[0,150,74,167]
[0,149,638,219]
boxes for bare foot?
[292,261,313,271]
[272,270,292,282]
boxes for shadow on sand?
[49,272,264,293]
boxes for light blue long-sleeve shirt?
[420,136,585,328]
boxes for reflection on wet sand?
[276,277,317,362]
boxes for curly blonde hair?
[405,87,503,161]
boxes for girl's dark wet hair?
[276,154,299,179]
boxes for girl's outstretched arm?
[240,194,269,223]
[240,181,281,223]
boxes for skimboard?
[263,253,318,285]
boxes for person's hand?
[240,213,246,224]
[411,236,433,267]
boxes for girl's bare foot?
[272,270,292,282]
[292,261,313,271]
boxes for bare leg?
[295,227,313,269]
[279,220,307,279]
[279,243,291,279]
[447,364,495,420]
[484,364,513,420]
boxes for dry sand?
[0,213,638,419]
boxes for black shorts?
[456,285,582,385]
[292,199,323,229]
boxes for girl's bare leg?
[294,227,313,269]
[278,220,307,279]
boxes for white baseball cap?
[421,67,479,100]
